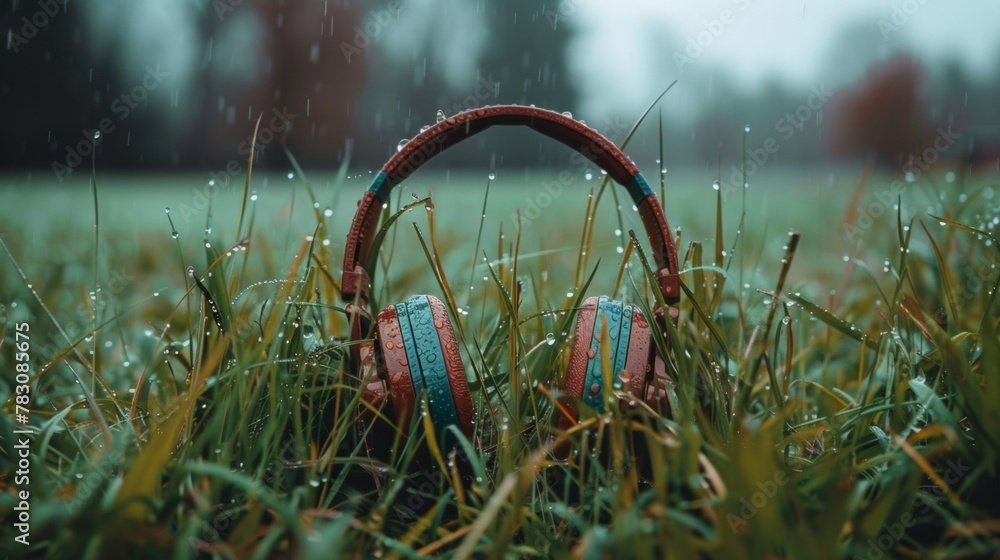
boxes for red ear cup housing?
[563,296,672,424]
[362,295,474,444]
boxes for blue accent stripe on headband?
[367,170,392,201]
[625,173,654,204]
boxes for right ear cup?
[564,296,666,421]
[370,295,474,443]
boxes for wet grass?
[0,157,998,559]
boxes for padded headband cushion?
[341,105,680,306]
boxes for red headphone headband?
[341,105,680,308]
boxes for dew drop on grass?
[566,291,574,298]
[782,317,790,325]
[546,333,556,345]
[250,191,258,202]
[436,109,446,122]
[396,138,409,152]
[585,171,593,180]
[488,171,496,180]
[419,124,431,133]
[324,208,333,217]
[561,111,572,118]
[164,207,171,214]
[287,172,294,179]
[616,246,624,254]
[744,125,750,133]
[170,231,179,239]
[712,181,720,191]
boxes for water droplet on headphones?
[396,138,410,152]
[561,111,573,118]
[436,109,446,123]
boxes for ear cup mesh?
[398,295,461,433]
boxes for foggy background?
[3,0,1000,181]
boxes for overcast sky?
[568,0,1000,122]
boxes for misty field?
[0,165,998,559]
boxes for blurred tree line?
[2,2,999,177]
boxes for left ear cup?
[564,296,655,416]
[372,295,474,441]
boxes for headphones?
[340,105,681,448]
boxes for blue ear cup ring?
[581,297,636,412]
[396,296,461,438]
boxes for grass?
[0,144,998,559]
